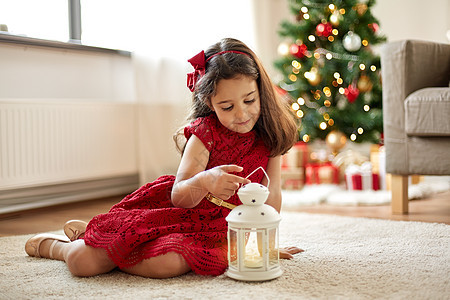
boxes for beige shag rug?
[1,212,449,299]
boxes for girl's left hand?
[279,246,304,259]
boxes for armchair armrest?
[382,40,450,100]
[381,40,450,174]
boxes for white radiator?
[0,100,139,213]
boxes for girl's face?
[209,76,261,134]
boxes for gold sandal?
[25,233,70,259]
[63,220,88,241]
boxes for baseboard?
[0,174,139,214]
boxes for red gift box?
[350,173,380,190]
[345,162,380,190]
[305,162,339,185]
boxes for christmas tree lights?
[275,0,386,143]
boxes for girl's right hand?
[203,165,251,200]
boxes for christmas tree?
[274,0,386,144]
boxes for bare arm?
[262,155,304,258]
[261,156,282,213]
[171,135,249,208]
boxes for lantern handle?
[245,166,270,188]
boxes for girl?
[25,38,302,278]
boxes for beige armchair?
[381,40,450,214]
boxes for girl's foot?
[64,220,88,241]
[25,233,69,259]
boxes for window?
[0,0,69,42]
[0,0,255,55]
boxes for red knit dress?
[83,114,270,276]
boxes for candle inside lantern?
[244,254,263,268]
[244,230,263,268]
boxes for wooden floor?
[0,190,449,237]
[285,190,450,224]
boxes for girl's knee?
[122,252,190,278]
[65,240,114,277]
[157,253,190,278]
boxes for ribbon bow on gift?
[345,162,379,190]
[187,50,206,92]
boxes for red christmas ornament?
[316,22,333,37]
[344,85,360,103]
[290,44,308,58]
[368,23,379,33]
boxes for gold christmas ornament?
[326,130,347,156]
[355,3,368,15]
[357,75,373,92]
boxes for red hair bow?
[187,50,206,92]
[187,50,250,92]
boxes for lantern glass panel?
[268,227,279,268]
[244,229,264,269]
[229,229,238,268]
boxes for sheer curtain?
[81,0,288,183]
[82,0,256,102]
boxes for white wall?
[0,43,135,102]
[252,0,291,78]
[372,0,450,44]
[0,41,139,193]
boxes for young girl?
[25,38,302,278]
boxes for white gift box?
[345,162,377,190]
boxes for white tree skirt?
[282,176,450,207]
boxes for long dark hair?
[174,38,297,157]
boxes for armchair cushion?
[405,87,450,136]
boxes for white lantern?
[226,167,282,281]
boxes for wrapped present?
[411,175,424,185]
[282,142,309,169]
[281,168,304,190]
[305,162,339,185]
[345,162,380,190]
[333,149,369,183]
[281,142,309,189]
[370,144,381,173]
[370,144,387,190]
